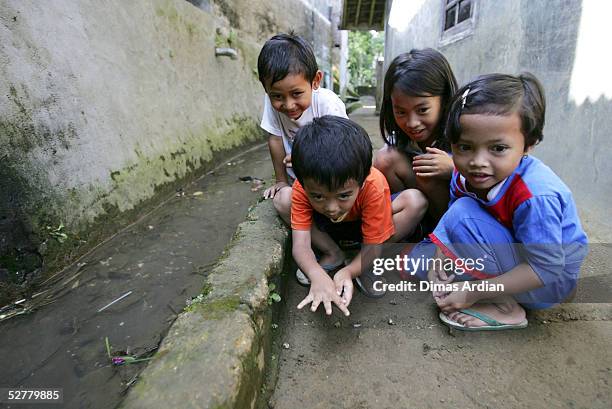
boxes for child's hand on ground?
[333,268,354,307]
[283,154,292,168]
[413,147,453,178]
[297,274,350,316]
[263,181,289,199]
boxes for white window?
[440,0,477,46]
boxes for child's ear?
[312,70,323,90]
[524,144,535,155]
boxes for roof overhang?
[340,0,387,31]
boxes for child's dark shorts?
[312,211,362,243]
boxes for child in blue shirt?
[420,73,588,331]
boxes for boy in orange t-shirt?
[291,116,428,316]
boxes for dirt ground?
[266,98,612,409]
[268,269,611,409]
[0,144,272,409]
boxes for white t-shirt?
[260,87,347,179]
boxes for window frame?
[439,0,478,46]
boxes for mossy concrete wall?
[0,0,339,301]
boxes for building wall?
[384,0,611,240]
[0,0,339,287]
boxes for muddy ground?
[267,268,611,409]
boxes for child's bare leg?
[374,145,416,192]
[272,186,292,224]
[389,189,428,242]
[445,295,527,327]
[311,225,344,266]
[415,177,450,222]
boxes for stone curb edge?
[121,200,288,409]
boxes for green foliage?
[46,222,68,243]
[267,283,281,305]
[347,31,384,87]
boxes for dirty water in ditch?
[0,143,272,409]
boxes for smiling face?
[265,71,322,120]
[303,178,361,223]
[451,113,531,199]
[391,88,442,149]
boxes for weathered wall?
[0,0,339,295]
[384,0,611,240]
[200,0,340,85]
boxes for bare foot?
[445,300,526,328]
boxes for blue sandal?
[439,308,528,331]
[354,269,387,298]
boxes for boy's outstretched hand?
[297,274,350,316]
[333,268,354,307]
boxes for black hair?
[292,116,372,191]
[380,48,457,156]
[445,72,546,148]
[257,32,318,88]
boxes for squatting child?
[418,73,588,331]
[257,32,347,224]
[374,49,458,224]
[291,116,427,316]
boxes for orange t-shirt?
[291,167,395,244]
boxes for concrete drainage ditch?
[120,201,289,409]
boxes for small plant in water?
[46,222,68,243]
[268,283,281,305]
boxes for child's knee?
[373,147,397,173]
[272,187,292,218]
[394,189,428,216]
[516,275,578,309]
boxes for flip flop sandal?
[438,308,528,331]
[354,270,387,298]
[295,259,345,287]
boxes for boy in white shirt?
[258,33,348,276]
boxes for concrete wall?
[0,0,340,292]
[384,0,612,240]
